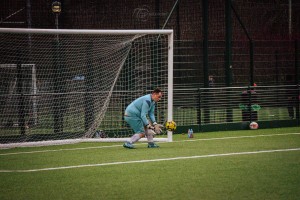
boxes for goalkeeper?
[123,88,164,149]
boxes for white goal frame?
[0,28,173,148]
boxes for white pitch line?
[1,148,300,173]
[180,132,300,143]
[0,144,123,156]
[0,132,299,156]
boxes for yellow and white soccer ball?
[165,120,177,131]
[249,121,259,130]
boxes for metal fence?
[173,85,300,130]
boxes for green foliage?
[0,127,300,200]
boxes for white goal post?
[0,28,173,148]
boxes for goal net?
[0,28,173,148]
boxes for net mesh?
[0,29,170,147]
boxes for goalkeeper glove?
[146,124,154,130]
[153,122,163,134]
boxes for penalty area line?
[1,147,300,173]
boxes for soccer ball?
[165,120,177,131]
[249,122,259,130]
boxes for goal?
[0,28,173,148]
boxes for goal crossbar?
[0,28,173,35]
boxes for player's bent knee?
[139,133,146,138]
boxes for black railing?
[173,85,300,127]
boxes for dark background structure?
[1,0,300,88]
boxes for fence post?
[275,50,279,85]
[203,0,209,88]
[250,41,254,86]
[295,40,299,122]
[84,40,95,131]
[297,85,299,123]
[295,40,299,85]
[197,88,202,128]
[17,51,26,135]
[225,0,233,122]
[248,85,252,122]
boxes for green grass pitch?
[0,127,300,200]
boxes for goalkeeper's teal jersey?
[125,94,156,126]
